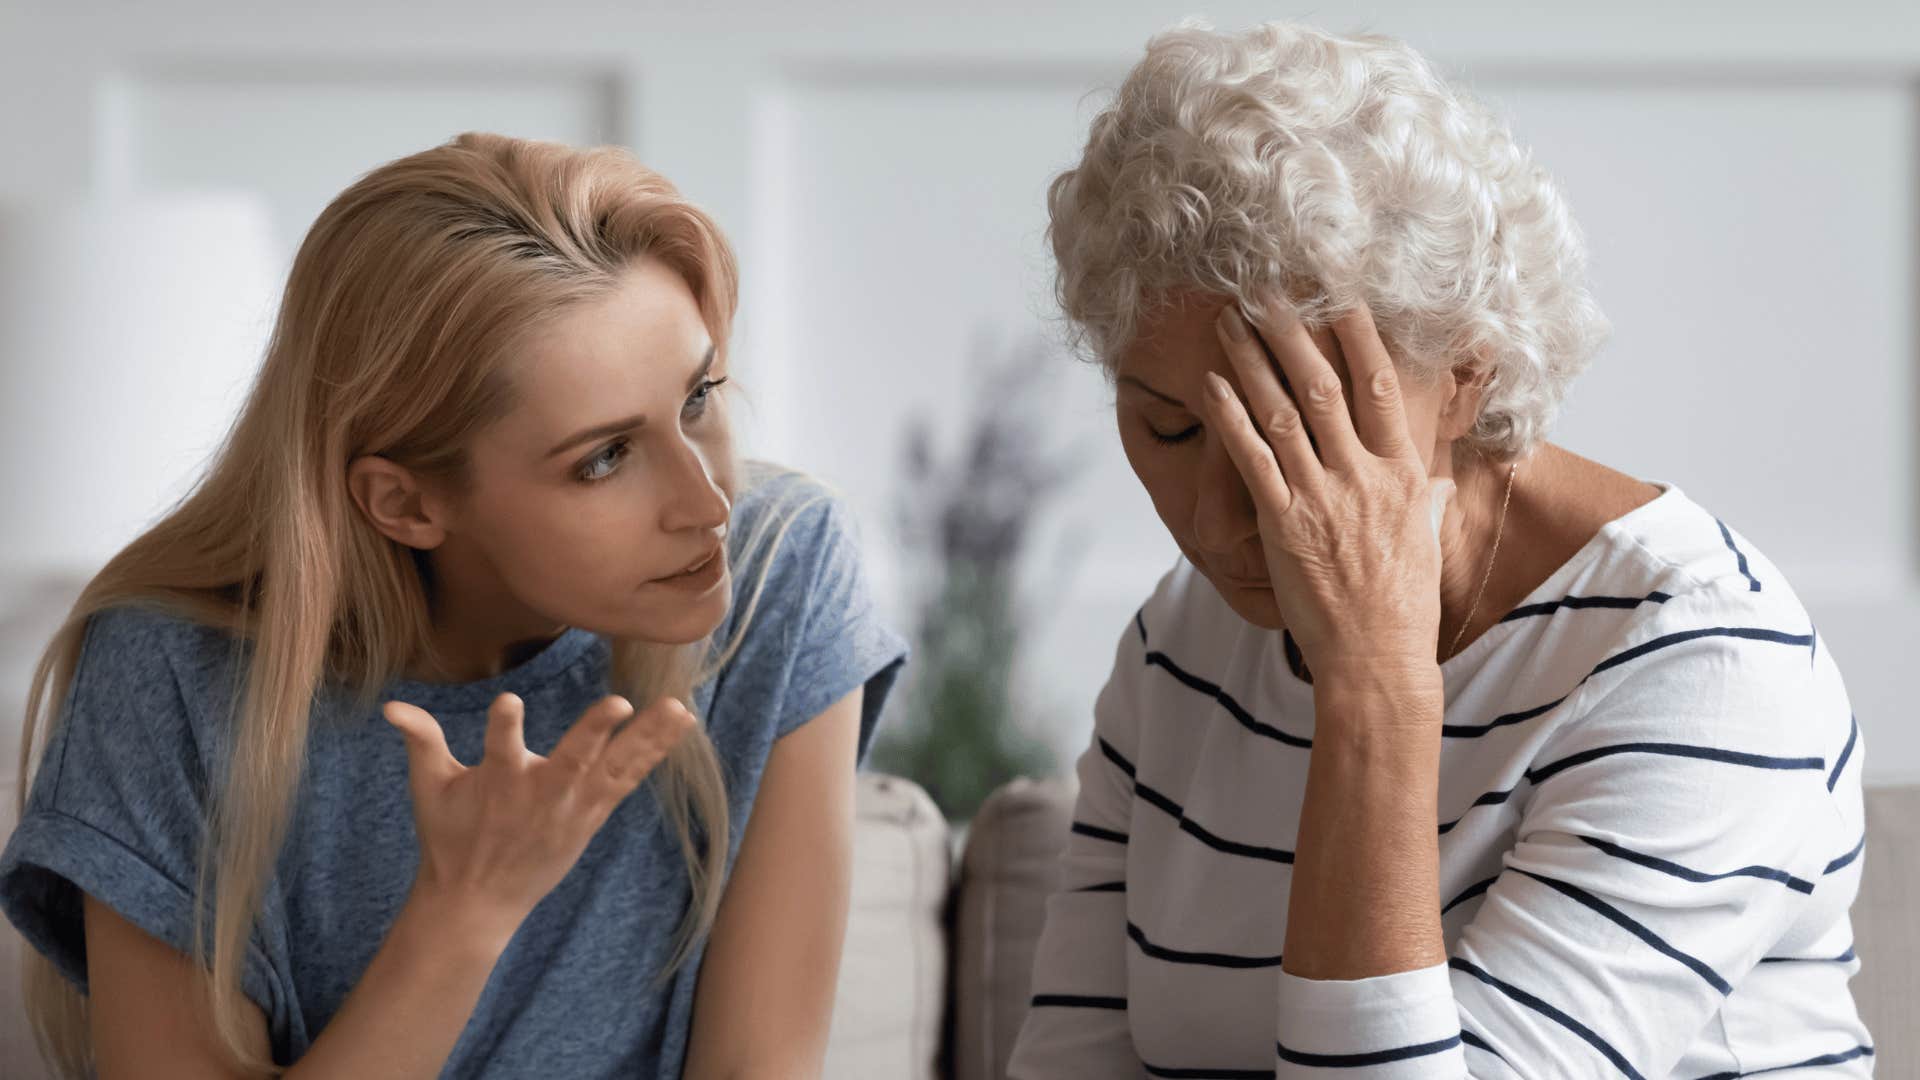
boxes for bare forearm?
[1282,662,1447,980]
[284,885,517,1079]
[702,1067,821,1080]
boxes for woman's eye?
[682,376,730,420]
[578,438,629,482]
[1149,423,1201,446]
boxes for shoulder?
[713,460,900,680]
[68,604,234,719]
[707,462,908,749]
[1516,551,1854,884]
[1543,494,1841,773]
[1517,481,1824,674]
[725,461,865,610]
[25,603,230,819]
[56,602,248,773]
[730,460,839,535]
[81,602,199,659]
[1596,484,1809,614]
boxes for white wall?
[1,0,1915,787]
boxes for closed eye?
[1150,424,1201,446]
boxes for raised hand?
[383,690,695,928]
[1199,298,1447,683]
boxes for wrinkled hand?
[383,691,694,929]
[1201,298,1450,681]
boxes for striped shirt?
[1009,483,1873,1079]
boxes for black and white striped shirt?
[1010,483,1873,1078]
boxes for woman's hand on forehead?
[1201,294,1446,684]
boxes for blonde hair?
[1047,18,1611,457]
[14,132,786,1077]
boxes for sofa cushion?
[950,774,1078,1080]
[823,772,953,1080]
[1856,785,1919,1078]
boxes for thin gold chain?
[1446,461,1518,661]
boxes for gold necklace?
[1445,461,1518,661]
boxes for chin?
[650,596,732,644]
[1208,574,1286,631]
[602,582,732,645]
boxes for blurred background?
[0,0,1915,853]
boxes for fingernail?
[1218,304,1250,342]
[1205,372,1232,401]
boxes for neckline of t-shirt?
[381,626,602,713]
[1257,480,1688,687]
[1438,478,1685,673]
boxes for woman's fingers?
[1201,371,1293,516]
[547,694,636,772]
[596,697,695,796]
[481,692,528,765]
[383,700,461,788]
[396,689,684,809]
[1215,305,1322,493]
[1329,306,1416,459]
[1242,298,1367,470]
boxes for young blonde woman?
[0,132,907,1079]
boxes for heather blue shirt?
[0,468,908,1076]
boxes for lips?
[660,546,722,581]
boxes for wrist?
[402,880,524,960]
[1310,653,1442,701]
[1311,657,1444,737]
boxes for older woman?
[1010,20,1873,1080]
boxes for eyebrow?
[1116,374,1187,410]
[544,344,717,458]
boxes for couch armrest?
[949,774,1078,1080]
[1856,784,1920,1078]
[825,772,953,1080]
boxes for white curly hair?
[1046,19,1610,458]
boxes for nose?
[658,436,730,535]
[1190,432,1258,555]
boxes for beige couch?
[3,775,1915,1076]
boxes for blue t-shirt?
[0,467,909,1077]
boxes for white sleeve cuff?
[1275,962,1467,1076]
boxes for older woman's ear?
[1434,360,1496,443]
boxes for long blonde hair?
[14,132,769,1077]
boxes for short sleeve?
[716,470,909,765]
[0,607,294,1053]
